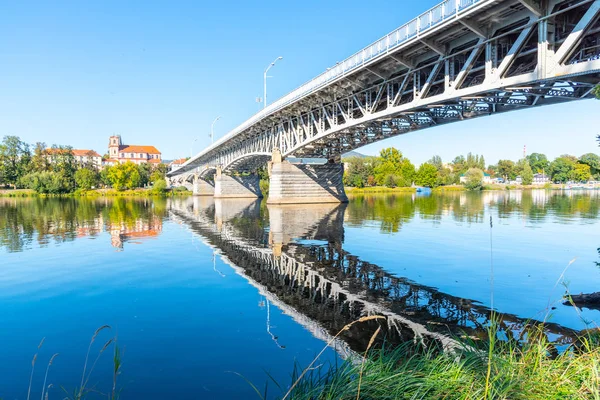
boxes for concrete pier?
[213,167,262,199]
[267,151,347,204]
[193,176,215,196]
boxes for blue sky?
[1,0,598,165]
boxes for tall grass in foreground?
[279,323,600,400]
[25,325,121,400]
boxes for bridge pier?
[193,175,215,196]
[213,167,263,199]
[267,150,348,204]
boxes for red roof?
[45,148,101,157]
[119,145,161,154]
[72,149,101,157]
[170,158,187,165]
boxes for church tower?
[108,135,122,159]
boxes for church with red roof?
[107,135,162,165]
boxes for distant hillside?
[343,150,368,159]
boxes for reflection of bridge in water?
[169,197,577,355]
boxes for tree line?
[0,135,168,194]
[343,147,600,189]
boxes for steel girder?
[168,0,600,179]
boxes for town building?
[169,158,187,172]
[45,148,102,169]
[107,135,162,165]
[532,173,551,185]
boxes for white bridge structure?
[168,0,600,203]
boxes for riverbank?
[0,188,192,197]
[345,183,587,193]
[283,324,600,399]
[345,186,416,194]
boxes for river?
[1,190,599,399]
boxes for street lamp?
[210,116,221,144]
[264,56,283,109]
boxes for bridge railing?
[184,0,486,169]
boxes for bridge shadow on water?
[168,196,578,357]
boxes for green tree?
[526,153,549,174]
[549,156,576,183]
[415,163,439,188]
[451,155,467,175]
[75,168,99,190]
[107,162,141,190]
[497,159,516,181]
[570,163,591,182]
[579,153,600,179]
[49,145,77,192]
[31,142,50,172]
[343,156,376,187]
[437,167,456,186]
[373,148,415,187]
[20,171,73,194]
[428,155,443,171]
[464,168,484,190]
[137,163,152,187]
[0,136,31,188]
[100,166,112,187]
[521,160,534,185]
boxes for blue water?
[1,191,599,399]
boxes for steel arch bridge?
[168,0,600,180]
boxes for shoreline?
[345,184,598,194]
[0,188,192,198]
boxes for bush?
[259,179,269,195]
[150,178,167,194]
[464,168,484,191]
[75,168,99,190]
[19,171,74,194]
[384,174,399,188]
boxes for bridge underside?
[169,0,600,203]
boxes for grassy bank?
[345,186,416,194]
[281,322,600,400]
[0,188,192,198]
[345,184,573,194]
[432,185,465,192]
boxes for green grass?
[345,186,416,194]
[432,185,465,192]
[280,322,600,400]
[0,188,192,198]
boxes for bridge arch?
[222,152,272,174]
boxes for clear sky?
[1,0,598,165]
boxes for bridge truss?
[170,0,600,178]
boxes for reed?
[281,324,600,400]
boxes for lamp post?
[264,56,283,109]
[210,116,221,144]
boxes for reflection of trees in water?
[347,191,600,233]
[0,197,168,252]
